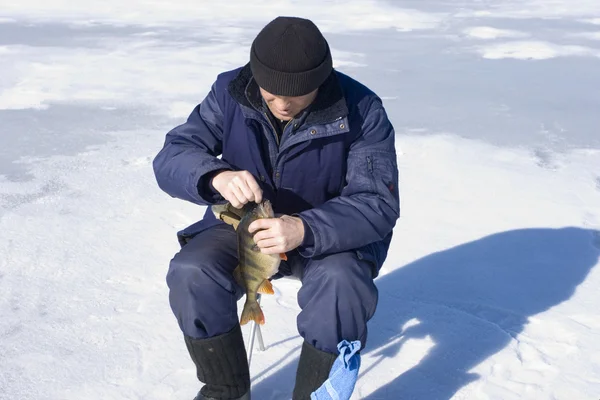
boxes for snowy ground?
[1,1,600,399]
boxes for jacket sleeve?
[296,98,400,257]
[152,82,233,205]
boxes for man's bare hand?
[248,215,305,255]
[211,170,263,208]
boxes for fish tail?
[240,298,265,326]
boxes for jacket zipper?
[263,112,279,146]
[262,111,283,185]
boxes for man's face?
[259,87,318,121]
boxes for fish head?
[211,203,229,219]
[253,199,275,219]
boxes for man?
[153,16,400,400]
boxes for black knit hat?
[250,16,333,97]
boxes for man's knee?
[167,252,237,296]
[167,225,239,295]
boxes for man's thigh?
[169,223,241,293]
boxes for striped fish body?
[235,200,281,325]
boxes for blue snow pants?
[166,223,379,354]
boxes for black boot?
[185,324,251,400]
[292,341,337,400]
[194,392,250,400]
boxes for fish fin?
[220,212,241,230]
[279,252,288,261]
[240,299,265,326]
[257,279,274,295]
[233,265,244,287]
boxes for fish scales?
[212,199,283,325]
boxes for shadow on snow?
[251,227,599,399]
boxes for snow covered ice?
[1,1,600,399]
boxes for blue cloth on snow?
[311,340,362,400]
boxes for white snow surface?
[463,27,530,40]
[1,1,600,399]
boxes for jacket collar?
[227,63,349,126]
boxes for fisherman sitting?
[153,16,400,400]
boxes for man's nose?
[274,98,291,109]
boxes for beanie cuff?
[250,44,333,97]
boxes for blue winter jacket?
[153,64,400,275]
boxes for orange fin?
[240,299,265,326]
[257,279,274,295]
[279,252,288,261]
